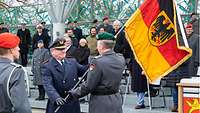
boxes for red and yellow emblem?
[149,11,175,46]
[184,98,200,113]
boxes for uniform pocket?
[0,84,6,110]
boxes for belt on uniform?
[91,91,118,95]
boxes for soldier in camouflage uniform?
[69,32,125,113]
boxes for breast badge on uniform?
[89,63,96,71]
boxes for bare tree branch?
[0,2,10,9]
[16,0,28,5]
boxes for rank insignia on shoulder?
[89,63,96,71]
[10,62,21,68]
[94,55,102,59]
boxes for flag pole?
[54,69,90,113]
[174,0,189,48]
[122,71,131,109]
[114,26,125,39]
[147,80,152,110]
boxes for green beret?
[97,32,115,41]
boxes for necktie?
[61,60,64,65]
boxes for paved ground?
[32,109,45,113]
[29,85,175,113]
[26,67,176,113]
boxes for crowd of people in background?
[0,12,199,113]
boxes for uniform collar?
[101,50,114,56]
[0,57,12,63]
[51,58,64,66]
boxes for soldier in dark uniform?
[69,32,126,113]
[0,33,31,113]
[42,38,87,113]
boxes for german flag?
[124,0,192,83]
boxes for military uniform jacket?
[186,34,199,76]
[42,57,87,113]
[0,58,31,113]
[74,50,125,113]
[32,48,50,85]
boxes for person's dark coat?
[66,45,77,58]
[32,32,51,51]
[17,29,31,54]
[186,34,199,76]
[190,19,200,36]
[114,29,132,59]
[74,46,90,65]
[43,28,50,34]
[69,36,78,47]
[98,24,114,34]
[42,57,87,113]
[32,48,50,85]
[74,28,83,42]
[130,59,147,92]
[0,27,9,34]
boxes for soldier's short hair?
[101,40,115,49]
[0,48,9,55]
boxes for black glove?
[55,98,65,106]
[68,90,78,100]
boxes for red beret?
[103,16,109,21]
[186,24,193,29]
[0,33,20,48]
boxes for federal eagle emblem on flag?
[124,0,192,83]
[149,11,175,46]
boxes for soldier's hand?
[55,98,65,106]
[68,90,78,100]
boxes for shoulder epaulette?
[116,53,123,57]
[66,56,73,58]
[94,55,102,59]
[10,62,22,68]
